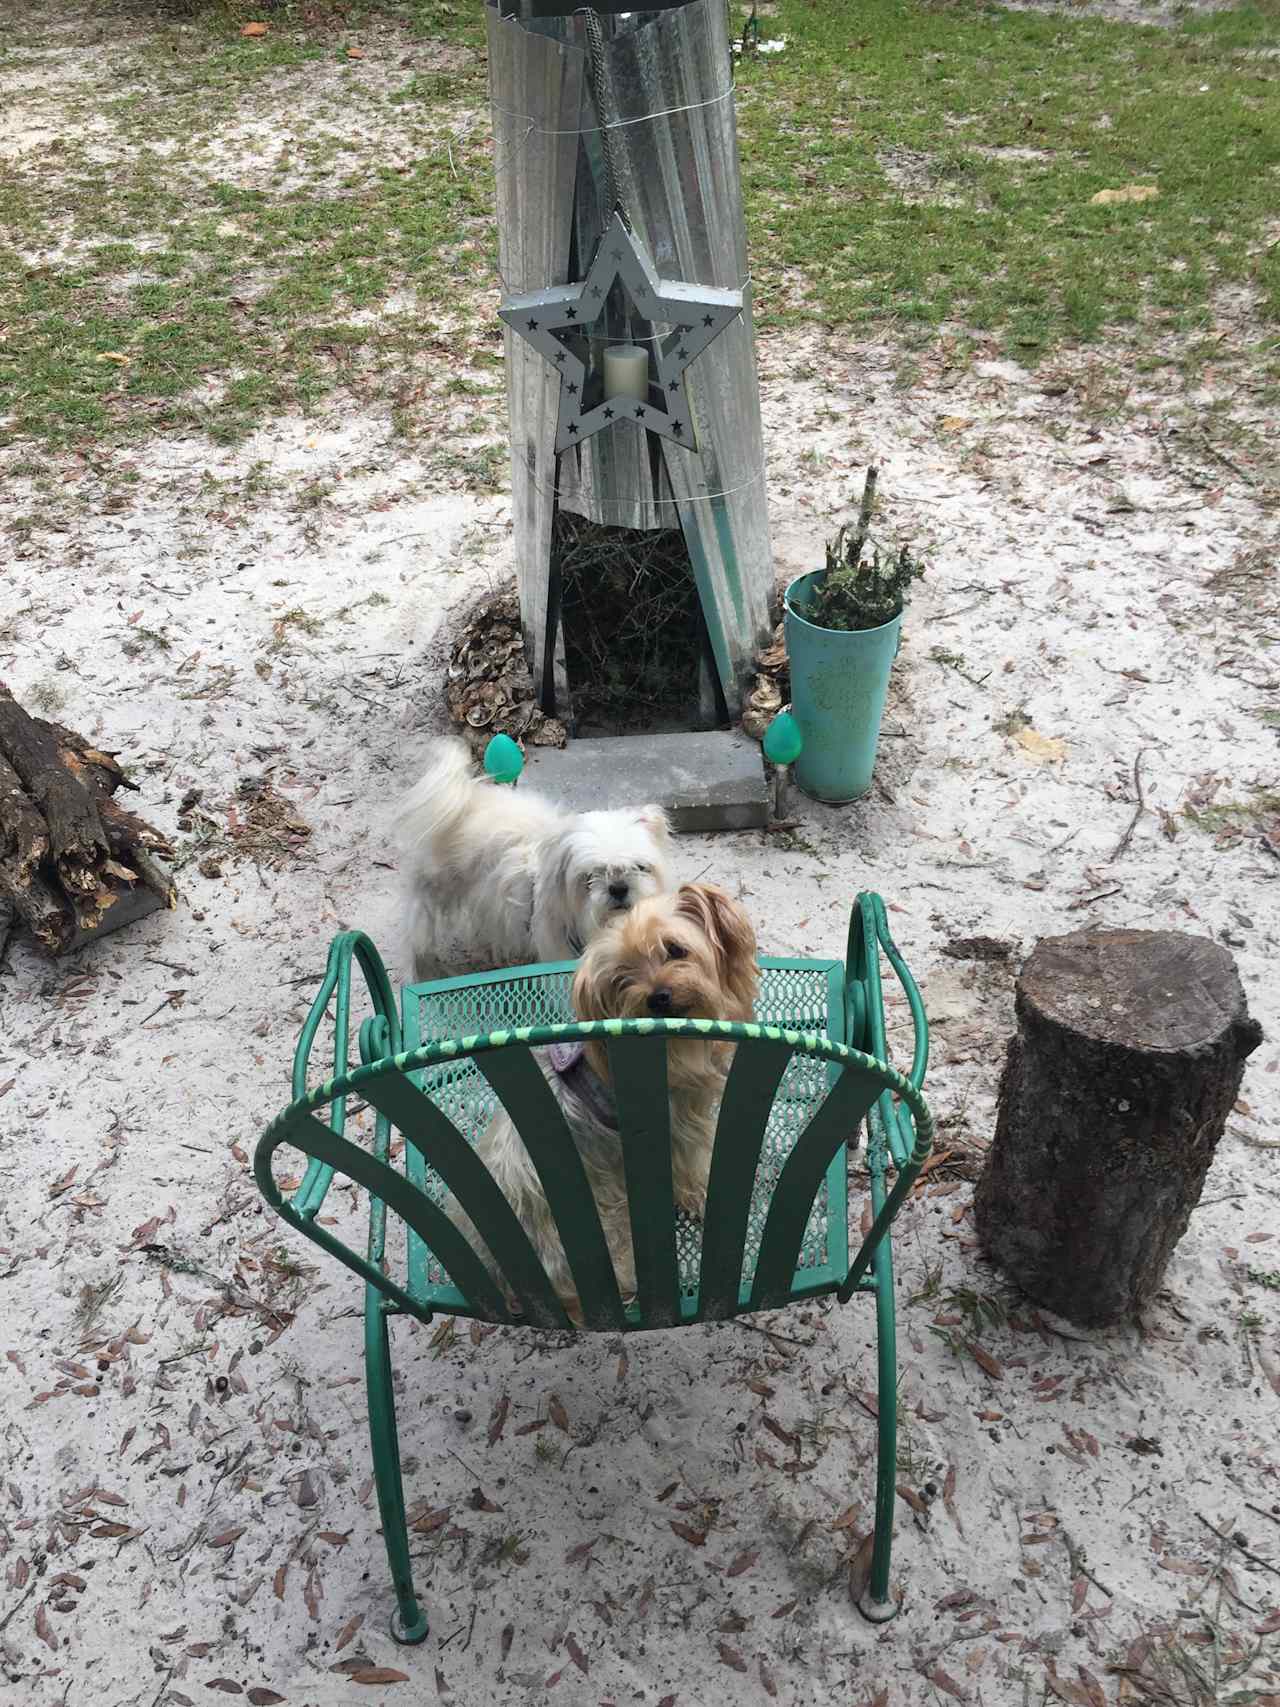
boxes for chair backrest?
[256,1017,933,1334]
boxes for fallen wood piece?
[0,682,176,955]
[0,685,110,899]
[0,747,48,890]
[974,926,1263,1327]
[53,741,173,864]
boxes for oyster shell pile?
[445,593,567,754]
[740,625,790,742]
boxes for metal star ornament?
[498,211,742,454]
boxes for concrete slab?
[523,730,768,832]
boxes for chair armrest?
[836,894,932,1302]
[255,1104,488,1321]
[845,892,928,1091]
[289,932,402,1220]
[873,903,928,1094]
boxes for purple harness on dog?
[541,1041,619,1133]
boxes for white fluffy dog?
[395,738,673,981]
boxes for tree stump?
[0,683,176,956]
[974,928,1263,1328]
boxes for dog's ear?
[571,942,610,1022]
[675,884,757,972]
[634,804,671,848]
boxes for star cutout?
[497,211,742,454]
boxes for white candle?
[603,344,648,402]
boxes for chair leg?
[364,1286,430,1644]
[859,1239,901,1623]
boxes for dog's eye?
[664,940,688,960]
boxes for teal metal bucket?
[784,571,901,804]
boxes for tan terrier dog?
[452,884,759,1322]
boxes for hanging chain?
[576,8,627,231]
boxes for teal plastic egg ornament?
[483,733,525,785]
[763,710,803,768]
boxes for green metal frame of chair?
[253,892,932,1641]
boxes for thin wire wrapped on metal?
[486,0,773,712]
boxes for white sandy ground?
[3,14,1280,1707]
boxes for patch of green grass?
[0,1,492,448]
[942,1284,1006,1337]
[169,0,484,53]
[479,1529,529,1568]
[3,0,1279,452]
[0,131,495,446]
[992,705,1031,736]
[735,0,1280,362]
[121,625,174,659]
[439,441,507,492]
[1185,787,1280,832]
[268,606,325,651]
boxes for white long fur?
[395,738,672,980]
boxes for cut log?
[52,741,172,864]
[974,927,1263,1328]
[0,746,68,949]
[0,684,111,898]
[0,747,48,887]
[0,683,176,955]
[39,717,134,794]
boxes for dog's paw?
[675,1187,708,1222]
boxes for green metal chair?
[253,892,931,1640]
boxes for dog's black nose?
[647,987,673,1015]
[608,881,630,903]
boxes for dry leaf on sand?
[1090,184,1158,205]
[1016,727,1067,764]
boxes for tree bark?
[0,683,175,955]
[0,747,68,950]
[0,684,110,898]
[974,927,1263,1328]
